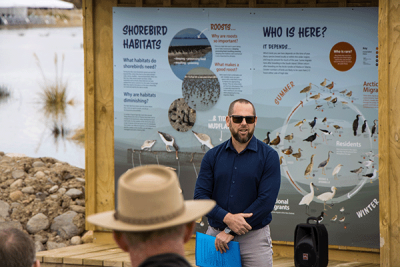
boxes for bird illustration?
[269,132,281,147]
[323,96,332,106]
[317,186,337,210]
[299,182,318,215]
[309,117,317,132]
[300,83,313,101]
[333,125,343,132]
[158,131,179,159]
[332,164,343,179]
[371,119,378,137]
[326,82,334,90]
[318,151,333,175]
[353,114,361,136]
[282,146,293,156]
[322,117,327,124]
[330,97,338,107]
[331,215,337,221]
[192,131,214,152]
[346,91,353,98]
[362,120,367,133]
[292,148,302,161]
[303,133,319,147]
[319,129,333,144]
[315,105,323,111]
[310,93,321,103]
[341,101,348,106]
[320,78,328,87]
[295,119,306,131]
[284,133,294,143]
[350,167,364,177]
[141,140,156,151]
[263,132,271,145]
[304,154,316,179]
[340,207,345,213]
[279,156,284,165]
[339,89,347,95]
[359,159,373,169]
[362,169,378,183]
[339,217,345,223]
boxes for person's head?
[0,228,40,267]
[226,99,257,144]
[87,165,215,251]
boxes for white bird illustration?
[192,130,214,152]
[158,131,179,159]
[299,183,318,215]
[359,159,374,169]
[331,215,337,221]
[317,186,337,211]
[332,164,343,180]
[362,169,378,183]
[140,140,156,151]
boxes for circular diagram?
[272,81,378,209]
[329,42,356,72]
[168,98,196,132]
[168,28,212,80]
[182,67,220,111]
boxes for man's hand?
[215,231,234,253]
[223,213,252,235]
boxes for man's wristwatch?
[224,227,237,236]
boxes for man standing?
[194,98,281,267]
[87,165,215,267]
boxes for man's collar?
[225,136,257,152]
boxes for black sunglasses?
[229,115,256,124]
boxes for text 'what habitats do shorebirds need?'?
[112,7,379,249]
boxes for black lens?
[230,115,255,124]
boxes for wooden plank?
[378,1,390,266]
[43,244,118,264]
[62,246,120,265]
[103,253,131,267]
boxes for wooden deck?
[37,242,380,267]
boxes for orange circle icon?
[330,42,356,72]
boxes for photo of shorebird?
[192,130,214,152]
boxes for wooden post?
[378,0,400,266]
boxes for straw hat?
[87,165,215,232]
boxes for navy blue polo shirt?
[194,136,281,231]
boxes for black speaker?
[294,214,328,267]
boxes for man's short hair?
[115,223,187,247]
[228,99,256,116]
[0,228,36,267]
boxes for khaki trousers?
[206,224,273,267]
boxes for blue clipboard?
[195,232,242,267]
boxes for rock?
[81,230,93,243]
[75,178,85,183]
[47,241,67,250]
[32,161,46,168]
[65,189,83,199]
[0,220,23,231]
[10,190,23,201]
[70,205,85,213]
[27,213,50,234]
[35,192,47,201]
[35,171,46,179]
[58,188,67,195]
[34,234,48,244]
[49,185,59,194]
[0,200,10,218]
[35,241,45,253]
[10,179,24,189]
[71,236,82,245]
[75,199,85,206]
[12,170,25,179]
[22,186,35,194]
[51,211,83,239]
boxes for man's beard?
[229,125,254,144]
